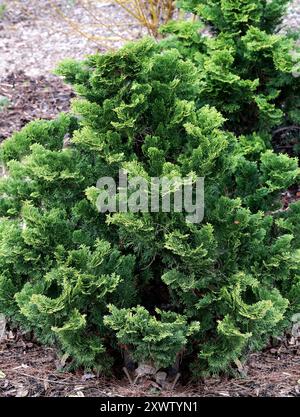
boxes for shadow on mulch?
[0,71,74,142]
[0,328,299,397]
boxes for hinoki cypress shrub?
[0,6,299,376]
[161,0,300,141]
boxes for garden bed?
[0,330,299,397]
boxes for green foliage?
[0,96,10,111]
[104,305,200,368]
[177,0,290,34]
[0,3,6,20]
[0,2,299,377]
[161,0,300,139]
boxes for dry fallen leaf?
[219,391,230,397]
[16,386,29,397]
[44,379,50,391]
[74,385,85,391]
[68,391,85,397]
[0,370,6,379]
[13,364,29,370]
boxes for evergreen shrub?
[0,0,299,376]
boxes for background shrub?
[161,0,300,144]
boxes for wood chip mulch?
[0,71,74,142]
[0,329,299,397]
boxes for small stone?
[135,363,156,377]
[155,371,167,387]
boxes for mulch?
[0,71,73,142]
[0,328,299,397]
